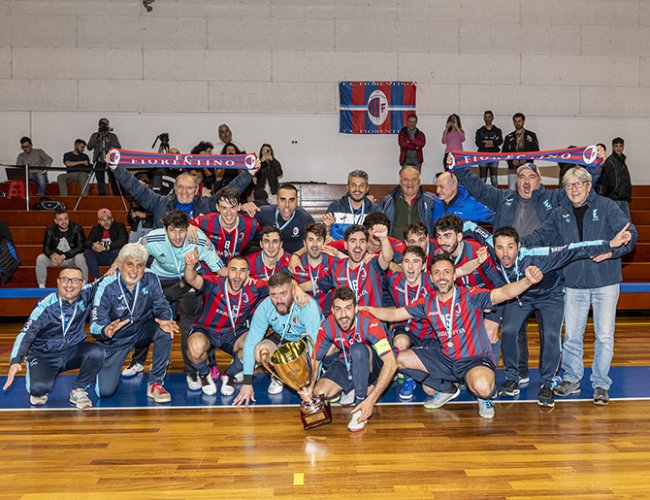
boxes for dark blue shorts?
[189,327,245,356]
[484,304,503,324]
[391,326,431,349]
[320,349,383,393]
[412,345,495,384]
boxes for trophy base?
[300,395,332,430]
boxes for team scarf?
[448,145,602,170]
[107,148,257,170]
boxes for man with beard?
[4,267,104,409]
[242,183,314,253]
[183,250,269,396]
[91,243,178,403]
[302,287,397,432]
[233,272,322,406]
[366,255,544,419]
[189,187,260,260]
[323,169,381,241]
[246,226,292,280]
[306,224,393,308]
[501,113,539,190]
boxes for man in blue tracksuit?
[91,243,179,403]
[454,160,603,380]
[467,222,632,407]
[523,166,637,405]
[4,267,104,409]
[110,163,255,227]
[432,172,494,224]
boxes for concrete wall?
[1,0,649,184]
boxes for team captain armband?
[373,338,392,357]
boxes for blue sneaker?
[478,398,495,419]
[399,377,416,400]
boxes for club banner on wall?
[339,81,416,134]
[107,149,257,169]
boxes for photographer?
[441,114,465,172]
[254,143,283,203]
[87,117,121,196]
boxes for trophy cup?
[260,334,332,430]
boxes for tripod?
[152,133,170,154]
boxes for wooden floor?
[1,317,650,498]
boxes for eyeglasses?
[58,277,84,285]
[564,181,586,190]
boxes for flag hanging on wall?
[339,81,416,134]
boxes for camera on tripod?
[152,132,170,154]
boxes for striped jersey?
[190,213,259,260]
[314,310,393,362]
[438,238,499,289]
[328,236,406,264]
[385,270,437,339]
[194,276,268,335]
[406,286,494,361]
[245,250,292,280]
[316,256,386,307]
[291,253,336,313]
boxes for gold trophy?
[260,334,332,430]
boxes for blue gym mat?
[1,366,649,411]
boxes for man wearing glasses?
[4,267,104,409]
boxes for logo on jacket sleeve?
[543,200,552,211]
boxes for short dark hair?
[221,142,243,155]
[162,209,189,229]
[54,207,68,216]
[612,137,624,146]
[404,222,428,240]
[74,138,87,146]
[20,136,32,145]
[344,224,369,242]
[363,212,390,231]
[190,141,213,155]
[597,143,607,152]
[268,271,292,288]
[277,183,298,195]
[494,226,520,246]
[304,222,326,241]
[227,255,249,269]
[261,225,282,239]
[434,214,463,236]
[407,113,418,121]
[484,110,494,117]
[403,245,426,262]
[58,266,83,277]
[430,253,455,269]
[216,187,241,207]
[332,286,357,306]
[513,112,526,121]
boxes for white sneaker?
[220,375,236,396]
[69,388,92,409]
[199,373,217,396]
[478,398,495,419]
[339,389,356,406]
[268,378,284,395]
[38,284,46,289]
[30,394,48,406]
[233,371,244,384]
[121,362,144,377]
[186,373,202,391]
[347,410,367,432]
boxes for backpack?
[32,197,66,211]
[0,239,20,284]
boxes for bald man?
[432,172,494,224]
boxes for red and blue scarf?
[107,149,257,169]
[448,146,602,170]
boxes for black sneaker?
[593,387,609,406]
[538,385,555,408]
[500,379,520,396]
[553,380,581,396]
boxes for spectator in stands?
[596,137,632,218]
[433,172,494,224]
[16,136,52,196]
[217,142,245,190]
[379,166,436,239]
[188,169,212,198]
[58,139,91,196]
[128,174,155,243]
[324,169,381,241]
[36,208,88,287]
[191,141,216,192]
[474,110,503,185]
[109,159,255,228]
[84,208,128,282]
[215,123,244,153]
[152,147,183,196]
[441,114,465,171]
[398,113,426,171]
[254,143,283,203]
[87,117,121,196]
[502,113,539,190]
[242,183,315,254]
[523,166,638,406]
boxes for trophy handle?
[300,334,318,387]
[259,349,281,382]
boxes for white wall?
[1,0,649,185]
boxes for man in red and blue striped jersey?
[183,249,268,397]
[366,254,543,419]
[246,226,291,280]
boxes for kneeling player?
[302,287,397,432]
[366,254,542,419]
[183,249,268,396]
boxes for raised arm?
[490,265,543,305]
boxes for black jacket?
[87,131,121,163]
[596,153,632,201]
[43,222,86,258]
[474,125,503,152]
[85,221,128,251]
[501,129,539,169]
[255,159,283,197]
